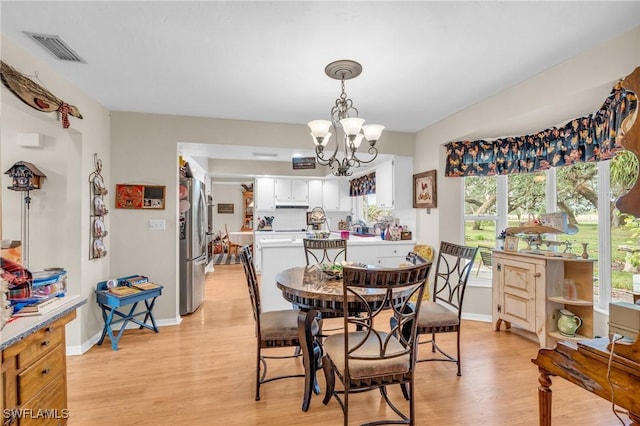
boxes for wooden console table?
[95,278,163,350]
[532,337,640,425]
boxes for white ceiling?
[2,1,640,163]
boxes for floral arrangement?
[1,272,12,330]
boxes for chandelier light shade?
[308,60,384,176]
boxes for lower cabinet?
[492,250,595,348]
[2,311,75,425]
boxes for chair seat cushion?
[260,309,318,341]
[417,301,459,328]
[324,331,410,379]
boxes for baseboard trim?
[66,316,183,355]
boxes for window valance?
[349,172,376,197]
[444,83,637,177]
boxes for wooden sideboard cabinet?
[492,250,595,348]
[2,311,76,425]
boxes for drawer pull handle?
[533,272,542,277]
[41,340,50,347]
[42,368,51,375]
[45,326,54,333]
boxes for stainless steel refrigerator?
[179,177,207,315]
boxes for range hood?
[275,204,309,209]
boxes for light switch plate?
[148,219,166,231]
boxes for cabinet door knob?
[45,326,54,333]
[533,272,542,277]
[41,340,50,347]
[42,368,51,375]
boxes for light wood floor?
[67,265,626,425]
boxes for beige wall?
[414,26,640,318]
[109,112,414,325]
[1,36,112,352]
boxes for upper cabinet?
[274,178,308,206]
[375,157,413,209]
[323,179,350,211]
[308,179,323,208]
[255,177,275,210]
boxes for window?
[464,176,498,280]
[463,150,639,308]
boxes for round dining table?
[275,265,417,412]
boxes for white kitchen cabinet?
[375,156,413,209]
[492,250,595,348]
[322,179,350,211]
[308,179,323,208]
[275,178,308,205]
[255,178,275,210]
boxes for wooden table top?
[275,265,416,313]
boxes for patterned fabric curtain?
[349,172,376,196]
[445,83,637,177]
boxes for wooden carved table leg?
[537,369,553,426]
[297,308,318,412]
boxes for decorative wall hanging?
[217,203,234,214]
[349,172,376,197]
[115,184,166,209]
[89,154,108,259]
[413,170,437,209]
[4,161,47,268]
[444,67,638,179]
[614,66,640,217]
[0,60,83,129]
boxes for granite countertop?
[261,237,416,248]
[0,294,87,351]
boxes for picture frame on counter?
[504,236,519,252]
[413,170,437,209]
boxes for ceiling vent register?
[23,32,86,63]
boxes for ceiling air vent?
[23,32,86,63]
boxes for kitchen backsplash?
[255,208,416,234]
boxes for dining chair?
[475,245,493,277]
[239,245,321,401]
[415,241,478,376]
[224,224,241,256]
[303,238,347,266]
[321,262,432,425]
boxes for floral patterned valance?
[445,82,637,177]
[349,172,376,196]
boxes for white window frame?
[463,165,614,312]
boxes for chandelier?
[308,60,384,177]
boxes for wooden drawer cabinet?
[2,311,74,425]
[18,347,64,404]
[16,325,63,370]
[492,250,594,348]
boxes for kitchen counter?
[0,294,86,350]
[259,238,416,311]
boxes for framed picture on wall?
[115,184,165,209]
[413,170,437,209]
[217,203,234,214]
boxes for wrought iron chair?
[321,262,432,425]
[302,238,349,335]
[303,238,347,266]
[415,241,478,376]
[239,245,321,401]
